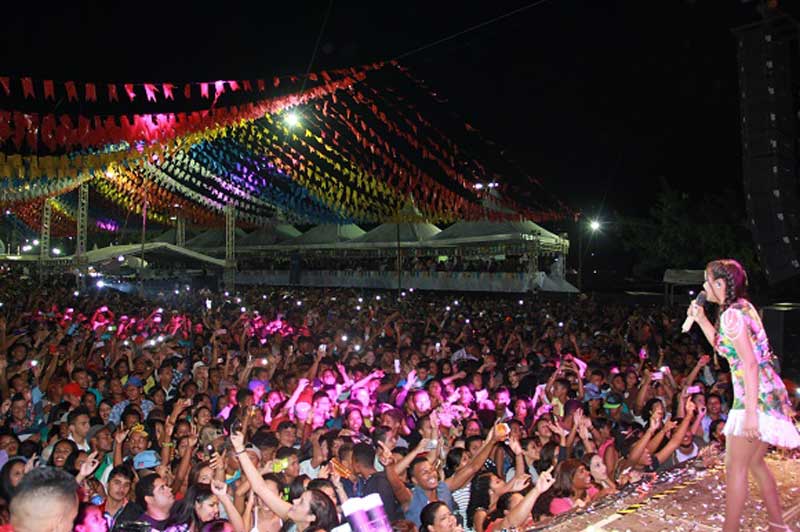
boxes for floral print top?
[715,300,793,420]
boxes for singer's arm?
[688,301,717,347]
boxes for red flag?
[200,83,209,98]
[144,83,158,102]
[21,77,35,99]
[43,80,55,100]
[0,111,11,144]
[184,83,191,99]
[65,81,78,102]
[0,77,9,95]
[85,83,97,102]
[162,83,175,100]
[242,80,252,92]
[228,80,239,92]
[107,84,119,102]
[273,77,280,88]
[124,84,136,101]
[257,79,265,91]
[41,114,56,151]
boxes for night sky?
[2,0,798,220]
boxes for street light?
[577,219,602,292]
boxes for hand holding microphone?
[682,291,707,333]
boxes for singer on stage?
[686,259,800,532]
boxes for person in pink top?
[540,459,598,516]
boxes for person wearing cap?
[61,382,83,410]
[108,376,154,427]
[86,424,114,484]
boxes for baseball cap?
[87,424,111,442]
[603,392,624,410]
[583,383,604,402]
[133,450,161,471]
[125,376,144,389]
[62,382,83,396]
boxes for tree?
[618,180,760,283]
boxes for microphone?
[681,291,707,333]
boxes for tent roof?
[540,274,579,293]
[150,228,198,244]
[74,242,226,268]
[239,225,301,247]
[186,228,247,248]
[349,221,440,245]
[429,220,560,245]
[287,224,365,246]
[663,269,705,285]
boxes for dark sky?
[2,0,797,219]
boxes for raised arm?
[500,468,555,529]
[231,432,291,521]
[378,441,413,510]
[446,427,498,491]
[654,399,696,464]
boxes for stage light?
[354,345,361,351]
[169,216,177,221]
[32,239,39,246]
[358,297,363,303]
[73,291,80,297]
[118,255,125,262]
[589,220,601,231]
[52,248,61,255]
[519,299,524,305]
[96,280,105,288]
[474,183,484,190]
[174,290,180,294]
[21,245,32,252]
[296,300,302,306]
[285,111,300,127]
[341,335,348,342]
[240,307,247,313]
[376,295,381,301]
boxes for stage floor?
[541,454,800,531]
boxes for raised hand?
[506,474,531,493]
[230,431,245,453]
[210,479,228,498]
[79,451,100,478]
[535,466,556,493]
[114,428,130,445]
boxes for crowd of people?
[235,254,534,274]
[0,275,797,532]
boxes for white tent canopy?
[186,228,247,249]
[72,242,226,268]
[429,220,561,247]
[663,269,705,285]
[238,225,301,247]
[287,224,365,246]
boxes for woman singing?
[687,259,800,532]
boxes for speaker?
[762,303,800,374]
[734,14,800,284]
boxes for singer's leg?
[748,441,788,531]
[723,435,761,532]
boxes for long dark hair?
[420,501,448,532]
[707,259,749,318]
[444,448,465,478]
[47,439,78,467]
[466,472,493,528]
[0,458,26,503]
[296,489,338,532]
[168,482,215,527]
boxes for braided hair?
[706,259,748,326]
